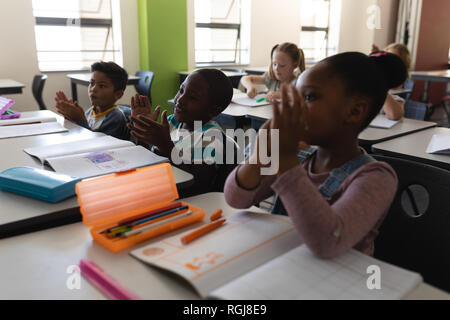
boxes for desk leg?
[422,80,429,103]
[71,81,78,102]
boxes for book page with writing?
[46,145,168,178]
[210,245,422,300]
[130,211,302,298]
[369,115,400,129]
[24,135,134,163]
[0,122,67,139]
[426,134,450,155]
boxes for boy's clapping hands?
[128,94,174,156]
[54,91,86,122]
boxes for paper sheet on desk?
[0,122,67,139]
[426,134,450,155]
[232,93,271,107]
[369,115,399,129]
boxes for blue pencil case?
[0,167,81,203]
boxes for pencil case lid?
[76,163,179,226]
[0,166,81,203]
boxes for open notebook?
[24,135,168,179]
[130,211,422,300]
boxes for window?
[299,0,341,62]
[194,0,250,66]
[32,0,122,71]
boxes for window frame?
[32,2,120,72]
[194,0,249,67]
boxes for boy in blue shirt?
[54,61,132,141]
[129,69,238,196]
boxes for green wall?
[137,0,188,111]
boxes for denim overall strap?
[318,154,376,200]
[271,150,376,215]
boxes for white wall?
[0,0,140,112]
[339,0,398,53]
[248,0,301,67]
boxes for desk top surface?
[67,73,140,83]
[411,70,450,81]
[0,111,193,226]
[0,191,448,300]
[0,79,25,88]
[357,118,437,144]
[371,126,450,166]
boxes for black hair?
[91,61,129,92]
[321,51,407,130]
[193,69,233,112]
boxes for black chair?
[403,78,415,101]
[404,99,427,120]
[220,68,246,89]
[442,95,450,127]
[134,71,155,105]
[32,74,48,110]
[372,155,450,293]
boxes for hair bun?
[369,51,407,89]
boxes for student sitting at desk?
[54,61,132,141]
[371,43,412,120]
[128,69,238,196]
[224,52,407,259]
[241,42,305,103]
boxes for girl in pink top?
[224,51,407,258]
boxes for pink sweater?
[224,158,398,258]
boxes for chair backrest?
[134,71,155,104]
[404,99,427,120]
[372,155,450,293]
[403,78,415,101]
[32,74,48,110]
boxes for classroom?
[0,0,449,305]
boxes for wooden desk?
[0,192,447,300]
[358,118,437,147]
[0,111,194,238]
[67,73,140,102]
[411,70,450,103]
[0,79,25,95]
[372,127,450,170]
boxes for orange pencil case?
[75,163,205,252]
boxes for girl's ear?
[345,99,369,125]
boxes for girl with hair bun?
[241,42,305,103]
[371,43,412,120]
[225,51,407,259]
